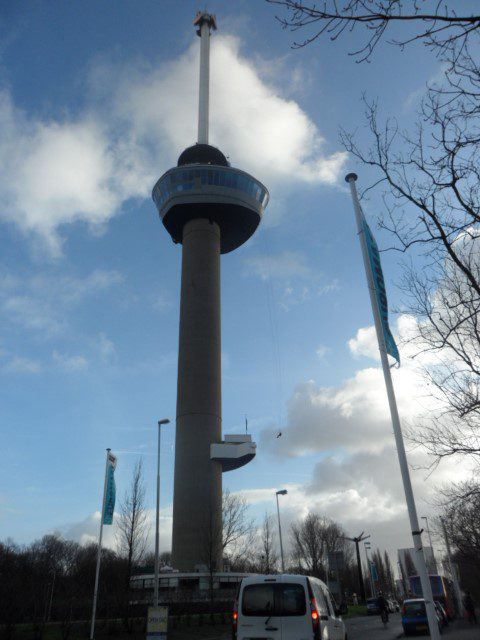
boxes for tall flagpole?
[90,448,111,640]
[346,173,441,640]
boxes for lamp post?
[344,532,369,603]
[421,516,437,573]
[154,418,170,608]
[275,489,287,573]
[364,541,375,597]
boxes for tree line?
[2,486,479,640]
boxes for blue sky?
[1,1,473,564]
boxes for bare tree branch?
[267,1,480,62]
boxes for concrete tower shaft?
[173,218,222,571]
[152,13,268,572]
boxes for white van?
[233,574,347,640]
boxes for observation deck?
[210,434,256,472]
[152,144,269,254]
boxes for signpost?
[327,551,345,601]
[147,606,168,640]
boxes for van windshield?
[242,583,306,617]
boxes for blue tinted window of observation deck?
[157,168,267,207]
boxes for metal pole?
[154,419,169,608]
[154,423,162,608]
[364,545,374,597]
[198,20,211,144]
[346,173,441,640]
[90,448,110,640]
[276,493,285,573]
[440,517,464,617]
[355,539,366,603]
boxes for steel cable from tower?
[260,226,286,438]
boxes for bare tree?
[222,489,255,567]
[116,459,149,585]
[258,513,279,574]
[290,513,347,579]
[440,482,480,565]
[267,0,480,62]
[438,482,480,598]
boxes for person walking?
[464,592,477,624]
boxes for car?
[402,598,442,636]
[366,596,380,615]
[434,600,449,628]
[387,598,396,613]
[391,599,400,612]
[233,573,348,640]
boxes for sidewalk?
[440,617,480,639]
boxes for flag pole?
[90,448,111,640]
[345,173,440,640]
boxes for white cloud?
[244,249,339,310]
[58,507,172,554]
[3,294,63,334]
[52,350,88,372]
[96,332,116,363]
[316,344,330,360]
[152,293,171,313]
[256,317,476,557]
[348,325,379,360]
[0,268,123,338]
[260,362,429,458]
[245,251,311,281]
[0,36,346,253]
[3,356,42,373]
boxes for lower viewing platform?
[210,434,256,471]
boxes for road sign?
[147,606,168,640]
[328,551,345,573]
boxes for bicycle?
[380,609,389,627]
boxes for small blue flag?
[362,216,400,365]
[103,452,117,525]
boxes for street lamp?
[275,489,288,573]
[344,531,370,603]
[364,541,375,597]
[154,418,170,609]
[421,516,437,573]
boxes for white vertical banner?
[346,173,440,640]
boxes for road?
[170,613,480,639]
[345,612,403,639]
[171,612,404,639]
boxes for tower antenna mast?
[193,11,217,144]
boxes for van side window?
[322,587,335,616]
[311,581,329,616]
